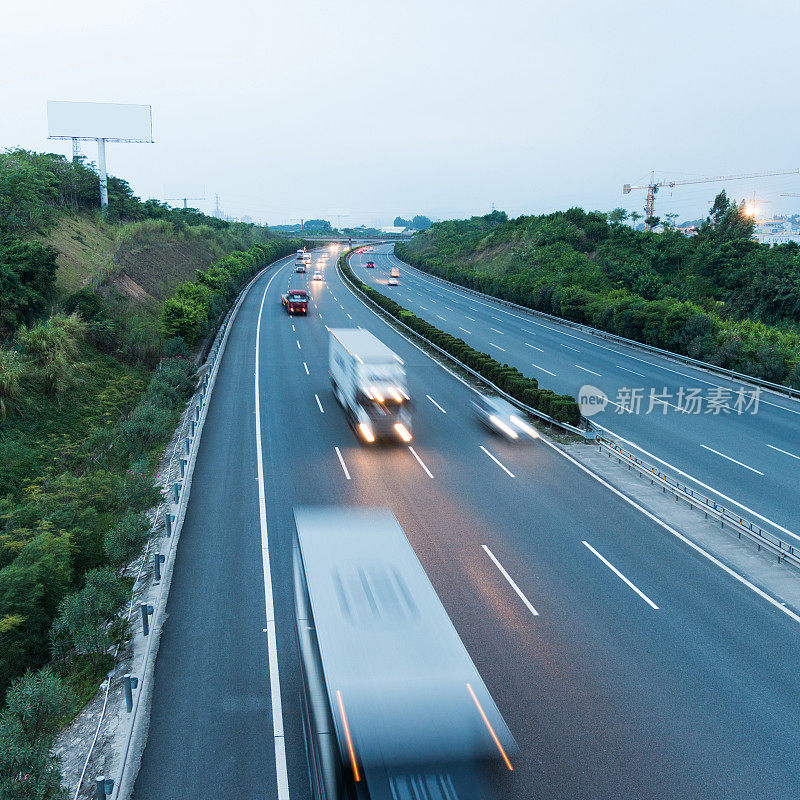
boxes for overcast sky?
[3,0,800,227]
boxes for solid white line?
[315,394,324,413]
[766,443,800,461]
[335,446,351,480]
[480,445,515,477]
[296,340,301,350]
[426,394,447,413]
[408,446,434,478]
[700,444,764,475]
[459,327,472,334]
[582,541,659,610]
[490,327,504,334]
[575,364,601,377]
[526,344,544,352]
[489,342,506,352]
[531,363,556,376]
[482,545,539,615]
[303,362,309,375]
[254,268,291,800]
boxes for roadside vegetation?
[397,195,800,388]
[0,147,303,794]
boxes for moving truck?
[329,328,412,443]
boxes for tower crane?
[623,168,799,230]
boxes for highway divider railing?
[339,250,595,438]
[599,438,800,569]
[391,251,800,402]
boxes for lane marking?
[303,362,309,375]
[408,446,434,478]
[582,541,659,610]
[291,324,295,332]
[426,394,447,414]
[489,342,506,352]
[437,314,447,321]
[526,344,544,352]
[479,445,515,477]
[490,327,504,335]
[459,327,472,334]
[482,545,539,616]
[575,364,602,377]
[347,313,353,320]
[296,340,301,350]
[561,344,580,352]
[335,446,351,480]
[766,443,800,461]
[700,444,764,475]
[618,365,645,377]
[464,315,476,321]
[419,305,428,310]
[531,363,556,376]
[315,394,324,413]
[254,267,291,800]
[339,304,344,309]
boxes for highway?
[133,246,800,800]
[352,245,800,540]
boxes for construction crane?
[623,168,799,230]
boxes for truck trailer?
[329,328,412,443]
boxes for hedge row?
[339,254,581,426]
[162,239,303,345]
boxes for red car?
[282,290,309,315]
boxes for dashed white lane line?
[766,443,800,461]
[335,447,351,480]
[347,313,353,320]
[459,327,472,335]
[618,365,646,377]
[303,362,309,375]
[479,445,515,477]
[531,363,556,376]
[526,344,544,352]
[408,446,434,478]
[464,315,476,321]
[426,394,447,414]
[291,324,295,332]
[582,541,659,610]
[700,445,764,475]
[296,340,301,350]
[482,545,539,616]
[437,315,447,321]
[489,342,506,352]
[490,327,504,335]
[339,304,344,309]
[575,364,601,377]
[314,394,324,413]
[561,343,580,352]
[420,305,429,310]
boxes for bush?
[0,348,24,419]
[117,400,176,459]
[104,511,151,574]
[115,462,161,512]
[162,336,188,358]
[14,314,86,395]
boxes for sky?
[3,0,800,227]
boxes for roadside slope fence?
[598,438,800,569]
[69,252,294,800]
[391,251,800,402]
[339,250,593,437]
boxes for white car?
[471,395,539,440]
[387,276,398,286]
[312,271,323,281]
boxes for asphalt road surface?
[134,246,800,800]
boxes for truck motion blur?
[282,290,309,315]
[329,328,412,443]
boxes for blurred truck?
[329,328,412,443]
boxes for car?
[470,395,539,440]
[296,264,306,273]
[312,271,323,281]
[365,260,375,268]
[387,276,398,286]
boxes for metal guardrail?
[598,438,800,569]
[390,252,800,402]
[340,254,596,439]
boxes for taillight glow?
[489,415,519,439]
[510,415,539,439]
[394,423,412,442]
[466,683,513,771]
[371,387,385,403]
[359,423,375,443]
[388,387,403,402]
[336,690,360,782]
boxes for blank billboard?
[47,101,153,142]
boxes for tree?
[411,215,432,230]
[607,208,628,225]
[630,211,642,230]
[394,216,412,228]
[664,213,679,229]
[104,511,151,574]
[302,219,332,232]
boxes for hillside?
[397,199,800,388]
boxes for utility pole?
[214,193,222,218]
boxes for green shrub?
[0,349,24,419]
[104,511,151,574]
[117,401,176,459]
[15,314,86,395]
[115,462,161,512]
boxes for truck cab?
[282,290,309,314]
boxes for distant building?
[381,225,408,234]
[676,225,699,237]
[752,217,800,246]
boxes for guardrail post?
[191,419,196,437]
[195,404,200,422]
[185,437,191,455]
[154,553,165,583]
[140,603,154,636]
[180,458,187,479]
[95,776,114,800]
[165,513,172,537]
[123,675,138,713]
[173,482,181,503]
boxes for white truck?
[329,328,412,443]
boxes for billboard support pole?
[96,138,109,213]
